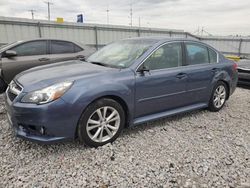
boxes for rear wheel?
[0,78,7,94]
[208,81,228,112]
[78,98,125,147]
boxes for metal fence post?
[238,39,243,57]
[37,22,42,38]
[138,29,141,37]
[94,26,99,50]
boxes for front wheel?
[208,81,228,112]
[77,98,125,147]
[0,78,7,94]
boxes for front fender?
[61,71,135,125]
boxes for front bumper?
[5,91,81,144]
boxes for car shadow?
[237,84,250,90]
[7,108,207,154]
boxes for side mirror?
[138,65,150,73]
[4,50,17,58]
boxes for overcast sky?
[0,0,250,36]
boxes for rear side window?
[186,43,209,65]
[208,48,218,63]
[11,41,47,56]
[51,41,75,54]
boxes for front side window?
[87,39,156,68]
[51,41,75,54]
[144,43,182,70]
[186,43,209,65]
[11,41,47,56]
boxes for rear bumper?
[4,93,81,144]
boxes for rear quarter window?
[208,48,218,63]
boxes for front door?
[135,42,188,118]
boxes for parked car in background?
[237,60,250,85]
[5,37,238,147]
[0,39,95,93]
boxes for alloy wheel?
[213,85,226,109]
[86,106,121,143]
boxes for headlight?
[21,81,73,104]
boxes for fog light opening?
[18,125,25,132]
[40,127,45,135]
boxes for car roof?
[123,36,200,43]
[0,38,87,52]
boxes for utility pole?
[138,17,141,28]
[106,5,110,25]
[130,3,133,27]
[28,9,36,19]
[44,1,53,21]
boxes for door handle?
[176,73,187,79]
[38,58,50,61]
[76,55,85,61]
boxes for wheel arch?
[75,94,131,139]
[218,79,230,100]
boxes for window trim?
[49,40,83,54]
[8,40,49,57]
[136,41,184,72]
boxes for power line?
[44,1,53,21]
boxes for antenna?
[28,9,36,19]
[106,4,110,25]
[44,1,53,21]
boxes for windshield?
[87,39,156,68]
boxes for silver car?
[0,39,95,93]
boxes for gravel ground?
[0,88,249,188]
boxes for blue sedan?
[5,37,238,147]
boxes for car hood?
[237,60,250,70]
[15,60,116,92]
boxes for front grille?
[7,81,23,102]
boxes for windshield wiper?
[89,61,108,67]
[89,61,122,69]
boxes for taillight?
[232,63,238,71]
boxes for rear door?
[48,40,85,63]
[135,42,189,118]
[183,42,219,104]
[1,40,49,83]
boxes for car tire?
[208,81,228,112]
[0,78,7,94]
[77,98,125,147]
